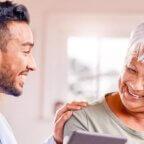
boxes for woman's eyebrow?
[126,59,136,67]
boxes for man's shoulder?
[0,113,12,130]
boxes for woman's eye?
[127,67,137,74]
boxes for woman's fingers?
[53,101,89,143]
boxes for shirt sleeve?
[43,136,57,144]
[63,109,88,144]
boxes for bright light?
[68,37,99,66]
[67,36,129,99]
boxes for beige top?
[64,95,144,144]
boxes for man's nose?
[27,55,37,71]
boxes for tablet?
[65,131,127,144]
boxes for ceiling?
[18,0,144,14]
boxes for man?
[0,1,36,143]
[0,1,88,144]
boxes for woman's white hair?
[125,23,144,63]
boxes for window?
[67,37,128,102]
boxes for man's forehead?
[8,21,33,43]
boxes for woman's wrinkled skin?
[119,43,144,113]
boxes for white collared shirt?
[0,113,17,144]
[43,136,56,144]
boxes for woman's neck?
[106,92,144,131]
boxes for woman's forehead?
[126,43,144,64]
[125,23,144,65]
[129,23,144,47]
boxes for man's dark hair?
[0,1,30,50]
[0,0,29,24]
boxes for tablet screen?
[65,131,127,144]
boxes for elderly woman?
[63,23,144,144]
[46,23,144,144]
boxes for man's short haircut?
[0,1,30,51]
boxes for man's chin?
[10,82,24,97]
[7,90,22,97]
[3,87,23,97]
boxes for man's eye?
[23,51,30,54]
[127,67,137,74]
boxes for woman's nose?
[132,77,144,91]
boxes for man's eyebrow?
[22,42,34,47]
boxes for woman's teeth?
[128,90,143,98]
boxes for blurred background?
[0,0,144,143]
